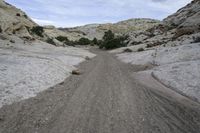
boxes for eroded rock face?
[60,19,160,40]
[0,0,37,38]
[164,0,200,28]
[113,0,200,103]
[125,0,200,48]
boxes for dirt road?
[0,49,200,133]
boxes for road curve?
[0,49,200,133]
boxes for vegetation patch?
[131,41,142,45]
[23,14,28,18]
[92,38,98,46]
[46,38,56,45]
[64,40,77,47]
[31,26,44,37]
[56,36,69,42]
[78,37,91,45]
[56,36,76,46]
[99,30,128,50]
[123,48,133,53]
[192,36,200,43]
[137,48,144,52]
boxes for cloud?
[32,18,55,26]
[5,0,192,27]
[151,0,167,2]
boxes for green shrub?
[99,30,128,50]
[23,14,28,18]
[0,27,2,33]
[78,37,91,45]
[137,48,144,52]
[92,38,98,45]
[56,36,69,42]
[105,37,127,50]
[103,30,115,42]
[123,48,132,53]
[192,36,200,43]
[55,36,77,46]
[46,38,56,45]
[64,40,77,47]
[31,26,44,37]
[131,41,141,45]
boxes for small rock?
[10,40,15,43]
[85,56,90,60]
[59,81,64,85]
[0,116,4,121]
[49,87,54,90]
[72,70,81,75]
[45,117,49,121]
[123,48,133,53]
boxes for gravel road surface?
[0,49,200,133]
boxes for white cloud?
[32,18,55,26]
[6,0,192,27]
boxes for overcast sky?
[6,0,192,27]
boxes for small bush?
[146,44,151,48]
[137,48,144,52]
[55,36,77,46]
[92,38,98,45]
[103,37,127,50]
[78,37,91,45]
[192,37,200,43]
[46,38,56,45]
[23,14,28,18]
[31,26,44,37]
[131,41,141,45]
[123,48,132,53]
[0,27,2,33]
[99,30,128,50]
[97,40,103,46]
[64,40,77,47]
[56,36,69,42]
[103,30,115,42]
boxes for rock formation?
[0,0,37,38]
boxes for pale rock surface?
[117,50,155,65]
[164,0,200,27]
[152,60,200,102]
[0,0,36,38]
[0,37,95,108]
[117,42,200,102]
[61,18,160,40]
[110,44,147,54]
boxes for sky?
[6,0,192,27]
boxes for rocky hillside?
[0,0,74,46]
[118,0,200,48]
[61,18,160,40]
[164,0,200,28]
[0,0,160,44]
[0,0,37,38]
[43,25,86,41]
[113,0,200,102]
[0,0,96,107]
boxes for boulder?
[72,70,81,75]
